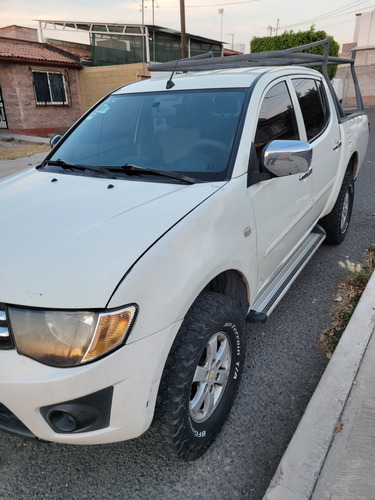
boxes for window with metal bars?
[32,71,68,105]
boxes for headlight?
[8,305,137,368]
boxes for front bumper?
[0,321,180,444]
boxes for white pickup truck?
[0,39,369,460]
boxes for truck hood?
[0,168,222,308]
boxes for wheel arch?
[204,269,249,317]
[348,152,359,179]
[320,152,358,220]
[320,168,354,244]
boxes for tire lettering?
[189,417,206,438]
[224,322,241,356]
[192,429,206,438]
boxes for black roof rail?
[148,38,353,72]
[148,37,364,113]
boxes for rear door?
[290,77,341,220]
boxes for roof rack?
[148,38,364,114]
[149,38,353,72]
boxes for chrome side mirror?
[262,140,312,177]
[50,135,62,149]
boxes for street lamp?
[218,8,224,41]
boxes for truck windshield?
[49,89,247,182]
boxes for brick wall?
[79,63,149,112]
[0,62,83,134]
[0,26,39,42]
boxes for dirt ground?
[0,138,50,160]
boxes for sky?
[1,0,374,50]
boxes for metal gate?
[0,86,8,129]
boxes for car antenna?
[155,52,214,90]
[166,59,179,89]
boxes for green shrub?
[250,27,339,79]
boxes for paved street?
[0,108,374,500]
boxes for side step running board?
[247,225,326,323]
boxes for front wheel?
[320,170,354,244]
[155,291,247,461]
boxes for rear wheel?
[155,291,247,461]
[320,170,354,244]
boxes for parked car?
[0,39,369,461]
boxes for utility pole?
[267,19,280,37]
[152,0,155,62]
[180,0,187,58]
[141,0,145,72]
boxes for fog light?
[40,387,113,434]
[49,411,78,432]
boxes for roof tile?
[0,37,82,67]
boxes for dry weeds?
[320,244,375,357]
[0,138,50,161]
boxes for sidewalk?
[0,132,49,178]
[0,131,50,143]
[0,151,48,178]
[264,270,375,499]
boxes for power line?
[280,0,373,30]
[161,0,260,7]
[297,0,369,23]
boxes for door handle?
[299,166,312,181]
[333,140,342,150]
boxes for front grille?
[0,306,14,349]
[0,403,35,439]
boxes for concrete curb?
[263,269,375,499]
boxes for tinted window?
[292,79,328,141]
[254,81,299,161]
[49,90,246,182]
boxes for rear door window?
[292,79,328,142]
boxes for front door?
[249,79,315,291]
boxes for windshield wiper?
[41,160,197,184]
[116,163,197,184]
[41,159,117,179]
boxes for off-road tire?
[155,291,247,461]
[320,170,354,244]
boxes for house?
[0,21,225,133]
[35,20,225,112]
[336,10,375,106]
[0,25,83,134]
